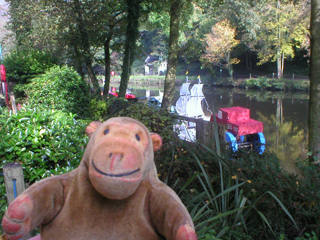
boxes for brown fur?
[2,117,197,240]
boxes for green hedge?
[2,49,58,84]
[0,107,88,222]
[17,65,91,119]
[0,107,88,182]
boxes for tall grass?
[177,145,299,239]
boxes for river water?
[125,84,309,174]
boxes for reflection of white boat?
[175,76,207,142]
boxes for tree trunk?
[276,0,283,79]
[119,0,141,98]
[74,0,100,94]
[103,34,112,96]
[161,0,181,110]
[228,62,233,78]
[277,51,284,79]
[309,0,320,163]
[227,51,233,78]
[73,45,85,78]
[246,53,252,70]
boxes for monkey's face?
[87,117,162,200]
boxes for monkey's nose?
[109,153,125,172]
[109,153,124,161]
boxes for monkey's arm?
[1,171,75,240]
[149,182,197,240]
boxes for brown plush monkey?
[2,117,197,240]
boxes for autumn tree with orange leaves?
[201,19,240,78]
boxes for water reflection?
[202,88,309,172]
[257,113,307,174]
[128,85,309,174]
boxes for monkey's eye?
[135,134,140,141]
[104,129,110,135]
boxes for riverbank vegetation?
[0,70,319,238]
[111,75,310,93]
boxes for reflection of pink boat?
[109,87,136,99]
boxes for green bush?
[0,107,88,181]
[269,79,285,90]
[87,97,129,122]
[285,80,310,92]
[89,97,109,122]
[246,77,271,89]
[2,49,58,84]
[0,107,88,223]
[19,65,91,118]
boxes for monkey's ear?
[150,133,162,151]
[86,121,102,138]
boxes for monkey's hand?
[176,225,197,240]
[2,195,33,240]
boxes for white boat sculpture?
[175,77,191,116]
[175,76,206,142]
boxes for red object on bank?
[1,64,6,82]
[108,87,136,99]
[125,94,136,99]
[1,64,9,108]
[215,106,263,136]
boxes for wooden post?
[10,94,17,114]
[3,162,25,204]
[218,124,227,150]
[196,119,215,149]
[3,162,32,240]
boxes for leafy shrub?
[87,97,130,122]
[0,107,88,222]
[19,65,91,118]
[246,77,271,89]
[245,77,309,92]
[0,107,88,181]
[285,80,310,92]
[269,79,285,90]
[105,97,131,117]
[246,78,260,89]
[88,97,109,122]
[2,49,58,84]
